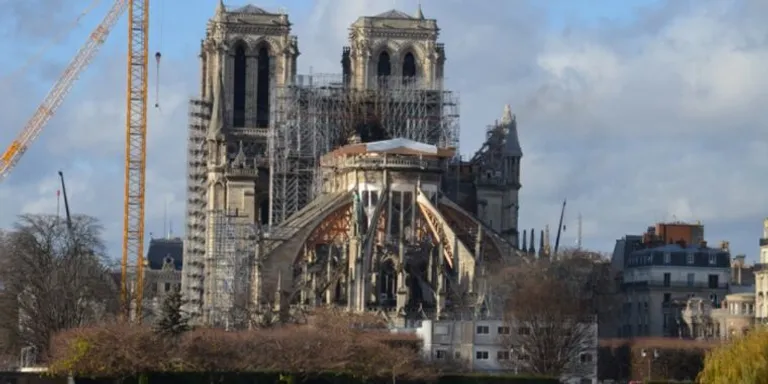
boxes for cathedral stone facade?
[182,2,524,327]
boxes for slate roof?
[373,9,414,19]
[146,238,183,271]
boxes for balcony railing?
[622,280,729,290]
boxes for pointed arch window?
[256,46,270,128]
[377,51,391,88]
[402,52,416,85]
[233,44,247,127]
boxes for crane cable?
[0,0,102,87]
[154,0,164,110]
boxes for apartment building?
[404,319,597,384]
[612,222,731,338]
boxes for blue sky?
[0,0,766,262]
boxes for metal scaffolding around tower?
[268,74,460,227]
[181,98,210,319]
[204,209,260,329]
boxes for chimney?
[733,255,746,285]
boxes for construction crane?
[553,199,566,257]
[0,0,151,321]
[121,0,150,322]
[0,1,129,182]
[58,171,74,235]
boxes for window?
[580,353,593,363]
[687,273,695,286]
[255,46,271,128]
[518,327,531,336]
[663,273,671,287]
[164,282,171,292]
[435,350,447,359]
[476,326,490,334]
[497,351,510,360]
[663,293,671,303]
[687,253,694,265]
[664,252,671,264]
[708,274,720,289]
[475,351,489,360]
[709,253,716,265]
[497,326,510,335]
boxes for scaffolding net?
[205,210,259,329]
[268,74,460,226]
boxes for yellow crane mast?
[121,0,150,322]
[0,0,150,321]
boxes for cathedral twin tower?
[183,3,457,321]
[199,3,443,132]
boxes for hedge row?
[599,338,716,382]
[71,373,560,384]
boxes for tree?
[154,288,190,337]
[698,328,768,383]
[0,214,118,358]
[491,249,614,378]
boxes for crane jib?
[0,0,128,182]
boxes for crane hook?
[154,51,162,108]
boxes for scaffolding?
[268,74,461,226]
[204,210,259,329]
[181,98,210,318]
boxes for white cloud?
[1,0,766,260]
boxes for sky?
[0,0,766,261]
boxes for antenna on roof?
[277,6,286,14]
[163,199,168,239]
[577,213,582,250]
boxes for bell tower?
[184,2,300,323]
[344,5,445,89]
[200,2,299,224]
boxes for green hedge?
[72,372,560,384]
[646,381,695,384]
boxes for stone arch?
[231,39,249,127]
[253,39,272,128]
[400,43,429,85]
[250,37,275,55]
[370,42,395,84]
[402,52,417,84]
[288,201,353,266]
[438,202,511,263]
[212,181,226,209]
[397,44,425,71]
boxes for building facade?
[755,218,768,321]
[710,292,755,339]
[613,223,731,338]
[182,3,525,327]
[130,237,183,323]
[409,319,597,383]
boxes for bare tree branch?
[0,214,118,359]
[492,250,610,378]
